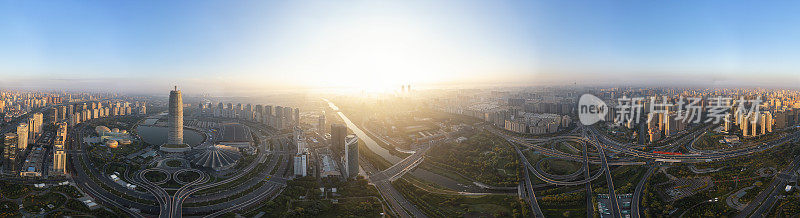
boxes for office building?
[294,108,300,126]
[344,134,359,178]
[29,113,43,142]
[294,153,307,177]
[17,123,28,151]
[3,133,18,175]
[318,114,326,132]
[331,124,347,154]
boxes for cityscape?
[2,1,800,218]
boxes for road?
[514,145,545,217]
[587,126,800,162]
[68,123,158,216]
[631,165,656,218]
[737,156,800,218]
[360,155,421,218]
[368,144,431,182]
[587,130,622,218]
[582,135,595,218]
[327,99,426,218]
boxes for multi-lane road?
[64,116,291,217]
[736,156,800,218]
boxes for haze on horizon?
[1,0,799,94]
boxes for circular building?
[106,140,119,148]
[192,145,241,171]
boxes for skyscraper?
[54,122,67,150]
[331,124,347,154]
[345,134,359,179]
[294,108,300,126]
[275,106,284,129]
[53,122,67,174]
[318,113,326,132]
[50,108,59,124]
[28,113,42,142]
[17,123,28,151]
[293,153,307,177]
[284,107,293,125]
[168,86,184,145]
[265,105,273,125]
[3,133,18,175]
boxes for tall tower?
[28,113,42,142]
[331,124,347,154]
[168,86,184,145]
[345,134,359,179]
[17,123,28,151]
[53,122,67,174]
[3,133,18,175]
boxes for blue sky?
[1,0,799,94]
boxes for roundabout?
[141,168,171,185]
[536,157,587,180]
[174,168,204,185]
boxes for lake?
[136,125,204,146]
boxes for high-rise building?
[53,122,67,175]
[751,112,758,136]
[67,104,74,118]
[765,112,773,133]
[168,86,184,145]
[284,107,293,125]
[17,123,29,151]
[28,113,43,142]
[331,124,347,154]
[244,104,252,120]
[3,133,18,175]
[742,114,751,137]
[344,134,359,179]
[294,108,300,126]
[294,154,307,177]
[648,126,660,143]
[50,108,58,124]
[265,105,273,125]
[58,106,67,122]
[54,122,67,150]
[295,127,306,152]
[318,114,326,132]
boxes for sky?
[1,0,799,94]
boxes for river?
[324,99,516,193]
[326,100,402,164]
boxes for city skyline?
[2,0,800,94]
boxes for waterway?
[136,125,204,146]
[325,99,515,193]
[328,101,402,164]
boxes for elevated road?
[587,126,800,162]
